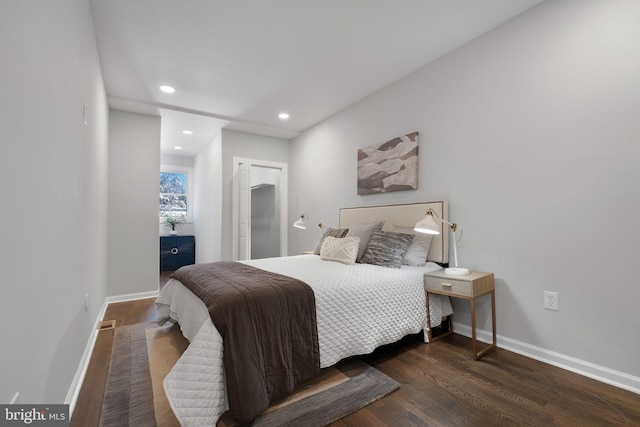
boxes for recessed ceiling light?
[173,146,183,150]
[160,85,176,93]
[182,130,193,135]
[278,112,290,120]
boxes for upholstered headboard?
[339,201,449,265]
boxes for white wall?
[220,129,291,260]
[0,0,109,403]
[107,110,160,296]
[291,0,640,391]
[193,131,223,263]
[161,153,194,168]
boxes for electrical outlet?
[544,291,559,311]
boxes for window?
[160,167,192,220]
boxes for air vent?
[98,320,116,330]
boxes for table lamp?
[414,208,469,275]
[293,214,325,237]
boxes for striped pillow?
[359,230,414,268]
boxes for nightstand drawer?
[424,275,472,297]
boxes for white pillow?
[391,225,433,266]
[320,236,361,265]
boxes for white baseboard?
[65,289,159,416]
[105,290,159,305]
[65,298,109,414]
[452,321,640,396]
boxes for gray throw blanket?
[172,261,320,423]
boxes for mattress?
[155,255,451,426]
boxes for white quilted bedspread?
[155,255,450,426]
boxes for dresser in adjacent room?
[160,235,195,271]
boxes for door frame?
[232,157,288,260]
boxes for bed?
[156,201,452,426]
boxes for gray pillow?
[314,228,349,255]
[345,220,385,261]
[360,230,414,268]
[391,224,433,266]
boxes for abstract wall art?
[357,132,419,195]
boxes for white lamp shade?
[293,217,307,229]
[414,214,440,235]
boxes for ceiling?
[91,0,543,156]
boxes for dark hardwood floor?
[348,334,640,426]
[70,298,158,427]
[71,291,640,426]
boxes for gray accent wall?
[291,0,640,389]
[0,0,109,403]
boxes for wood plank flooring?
[351,334,640,426]
[70,298,157,427]
[71,298,640,426]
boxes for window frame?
[160,165,194,222]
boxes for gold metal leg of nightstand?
[425,290,453,342]
[472,290,497,360]
[425,290,433,342]
[431,316,454,342]
[471,298,478,358]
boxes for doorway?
[232,158,288,260]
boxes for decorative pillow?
[391,224,433,266]
[320,236,360,265]
[314,228,349,255]
[345,220,385,261]
[359,230,414,268]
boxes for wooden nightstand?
[424,269,496,360]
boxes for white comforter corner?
[156,255,451,426]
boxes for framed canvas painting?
[357,132,418,195]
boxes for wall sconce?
[293,214,325,237]
[414,208,469,275]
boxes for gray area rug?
[251,365,399,427]
[100,323,156,427]
[101,322,399,426]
